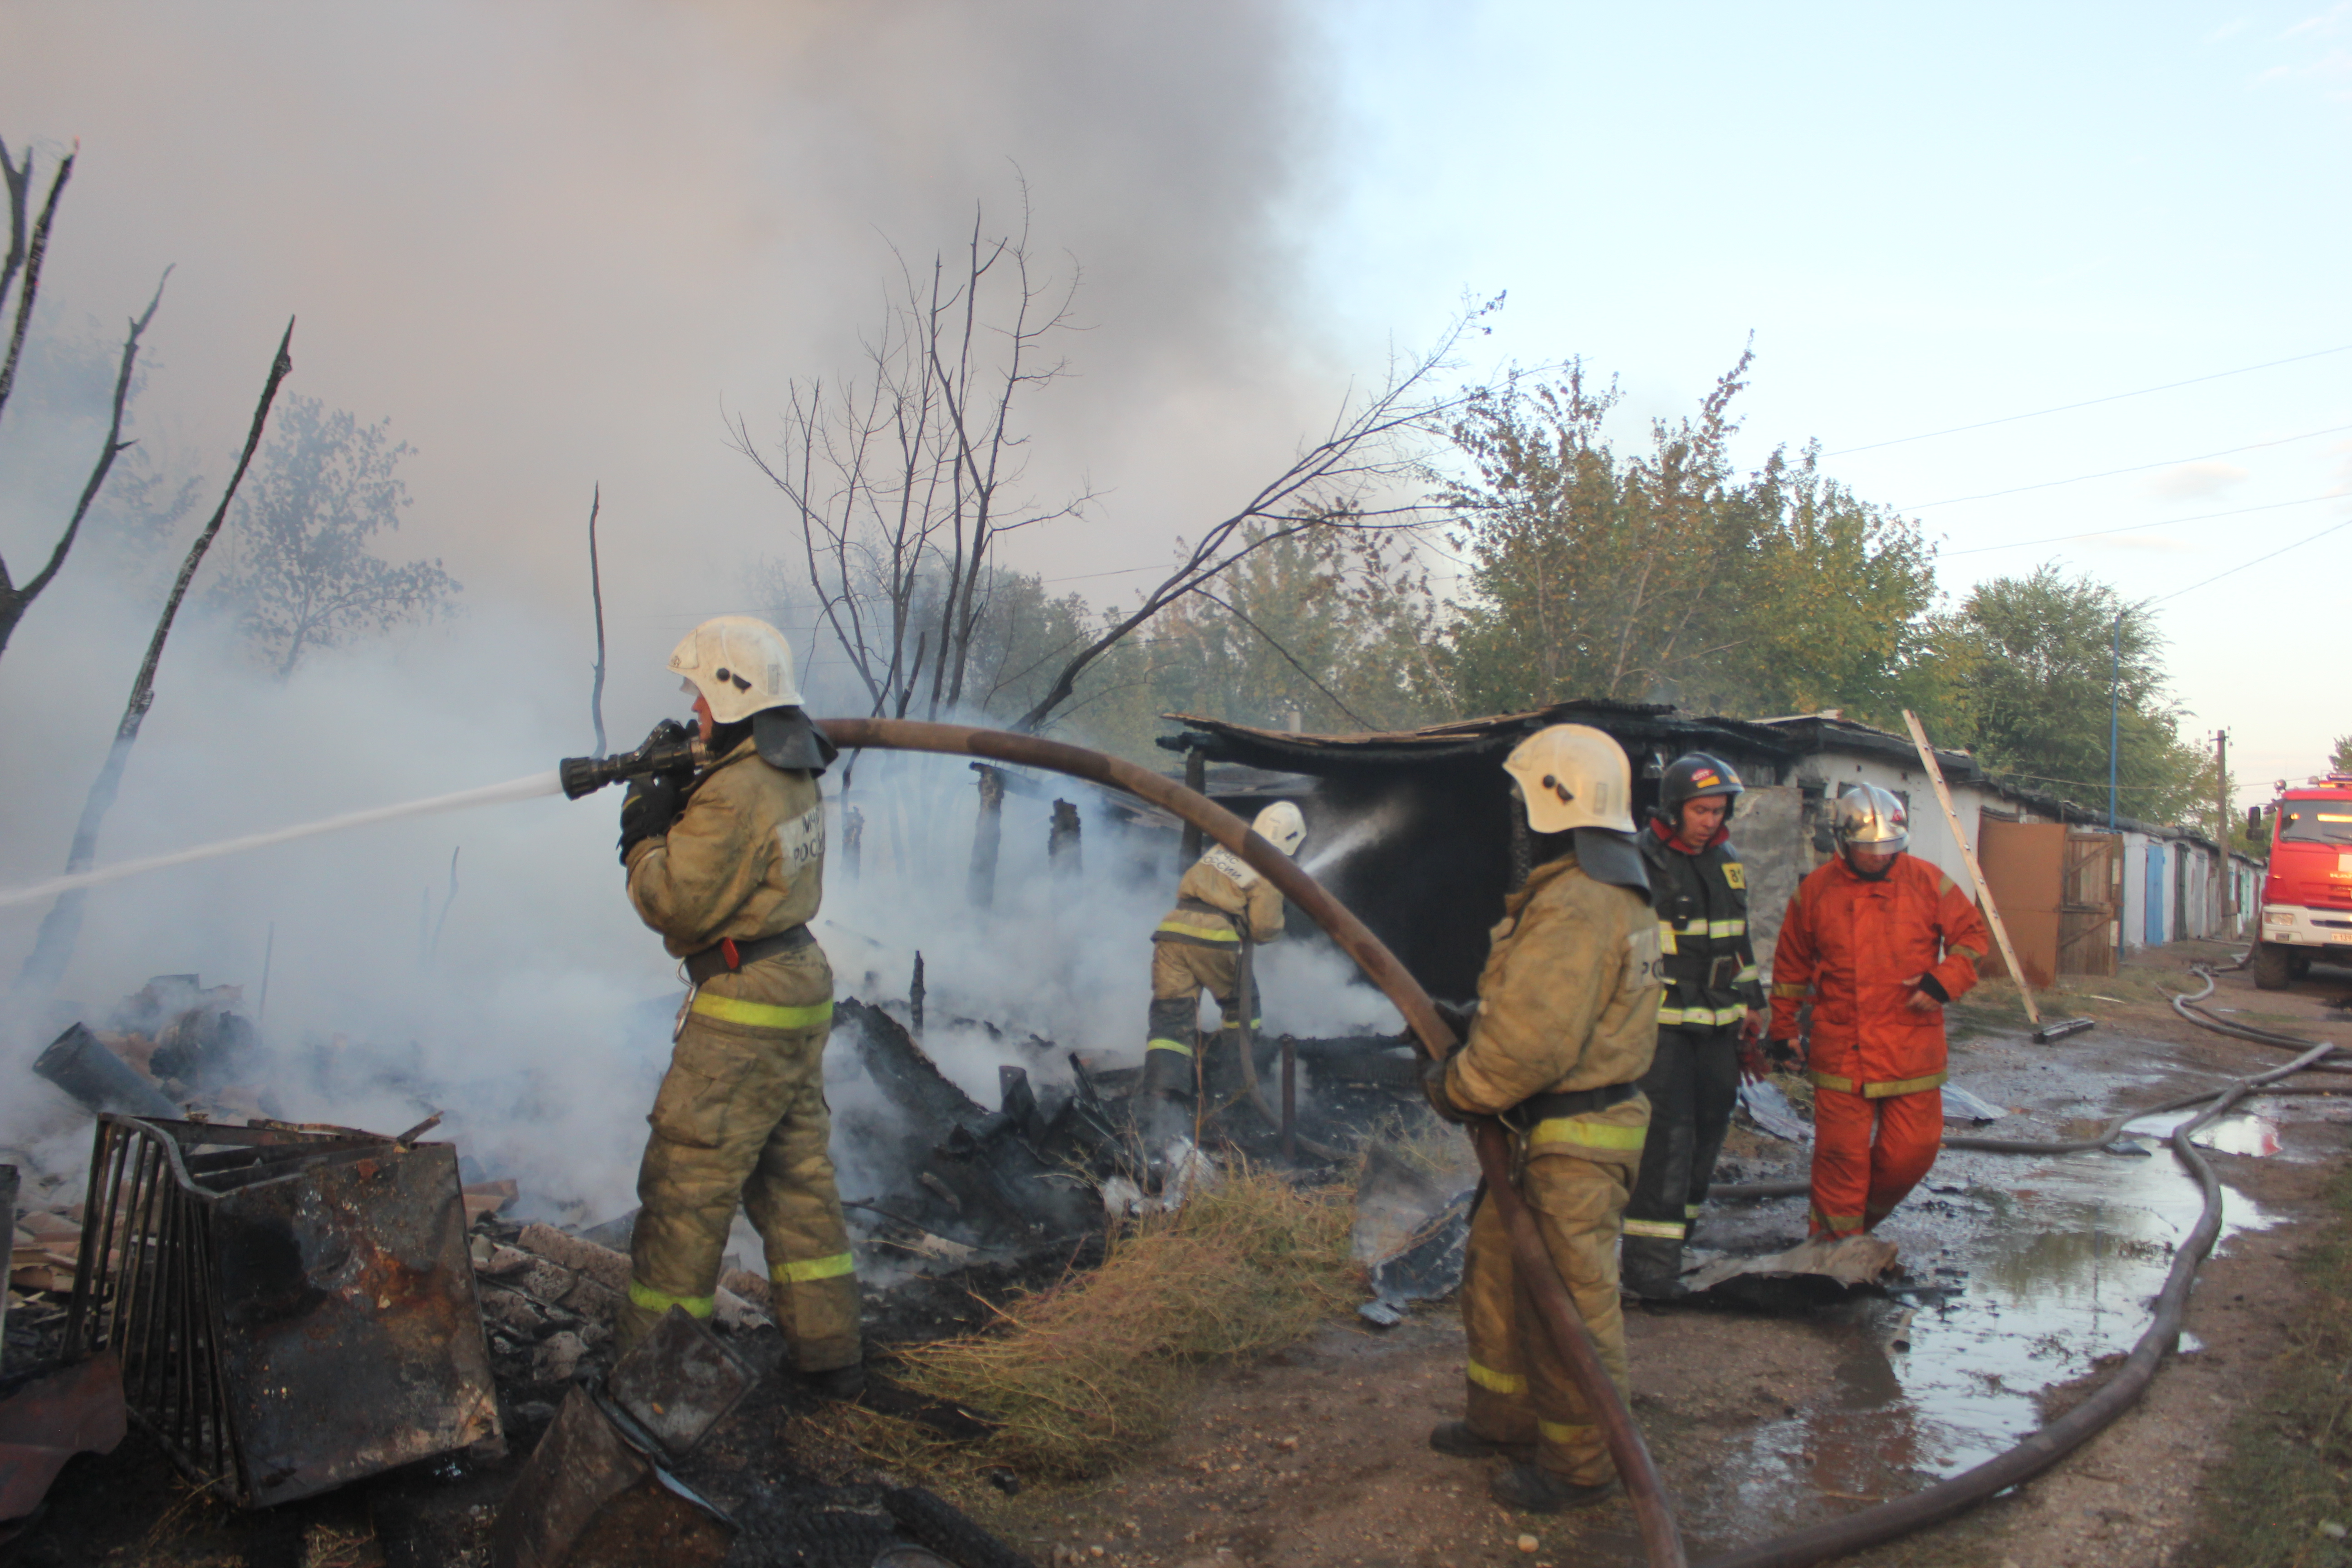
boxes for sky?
[2,0,2347,799]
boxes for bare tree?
[0,138,175,662]
[1010,299,1498,732]
[731,191,1086,720]
[15,322,295,997]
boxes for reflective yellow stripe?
[1671,918,1707,936]
[1622,1219,1685,1239]
[775,1251,855,1284]
[1736,965,1760,983]
[1709,1004,1746,1025]
[690,992,835,1030]
[1812,1207,1866,1235]
[1865,1072,1947,1099]
[1155,918,1239,942]
[1147,1038,1195,1057]
[1771,982,1808,1000]
[1811,1069,1948,1098]
[1537,1419,1594,1444]
[1467,1360,1525,1395]
[628,1279,715,1317]
[1657,1004,1691,1024]
[1661,1003,1744,1026]
[1707,919,1745,938]
[1684,1203,1703,1218]
[1657,922,1679,955]
[1529,1117,1648,1152]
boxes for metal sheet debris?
[0,1353,127,1544]
[490,1308,745,1568]
[1738,1079,1811,1142]
[1682,1233,1901,1298]
[1940,1084,2009,1123]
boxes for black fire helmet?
[1654,752,1745,828]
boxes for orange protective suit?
[1767,853,1989,1238]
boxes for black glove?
[618,771,686,862]
[1765,1037,1801,1070]
[1421,1052,1470,1125]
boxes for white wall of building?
[1792,753,1989,891]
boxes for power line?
[1826,343,2352,457]
[1941,490,2347,557]
[1900,422,2352,511]
[2149,510,2352,606]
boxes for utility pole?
[2107,612,2122,829]
[2216,729,2232,919]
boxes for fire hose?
[795,719,1693,1568]
[1691,964,2347,1567]
[566,721,2334,1567]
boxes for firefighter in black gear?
[1622,753,1765,1299]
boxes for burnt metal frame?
[60,1116,417,1503]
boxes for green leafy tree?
[1067,524,1447,760]
[210,395,458,675]
[1441,353,1940,725]
[2330,734,2351,774]
[1936,564,2206,823]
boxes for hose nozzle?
[559,723,704,799]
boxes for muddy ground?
[9,941,2346,1568]
[956,942,2352,1568]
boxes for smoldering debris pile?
[2,965,1450,1566]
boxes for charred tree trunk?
[15,322,295,997]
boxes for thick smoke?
[0,1,1352,629]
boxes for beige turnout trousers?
[1459,1103,1646,1486]
[619,941,859,1371]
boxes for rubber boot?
[804,1363,866,1401]
[1490,1464,1617,1514]
[1619,1235,1686,1301]
[1428,1421,1533,1461]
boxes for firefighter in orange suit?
[1421,724,1661,1514]
[1765,784,1990,1239]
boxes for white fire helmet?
[1832,784,1909,856]
[1502,724,1635,835]
[669,616,802,725]
[1253,801,1308,858]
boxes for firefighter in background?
[1621,753,1767,1299]
[1422,725,1661,1513]
[1137,802,1308,1137]
[1766,783,1989,1240]
[613,615,864,1395]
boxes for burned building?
[1158,701,1798,1002]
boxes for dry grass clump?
[882,1163,1357,1479]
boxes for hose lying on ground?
[816,720,1690,1568]
[1695,965,2343,1568]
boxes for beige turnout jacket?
[624,738,826,958]
[1444,851,1663,1161]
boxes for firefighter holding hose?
[1136,801,1307,1142]
[1421,725,1661,1513]
[1767,783,1989,1241]
[611,615,864,1396]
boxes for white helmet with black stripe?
[669,616,801,724]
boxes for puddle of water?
[2122,1108,2283,1156]
[1686,1148,2280,1549]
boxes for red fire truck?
[2254,774,2352,989]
